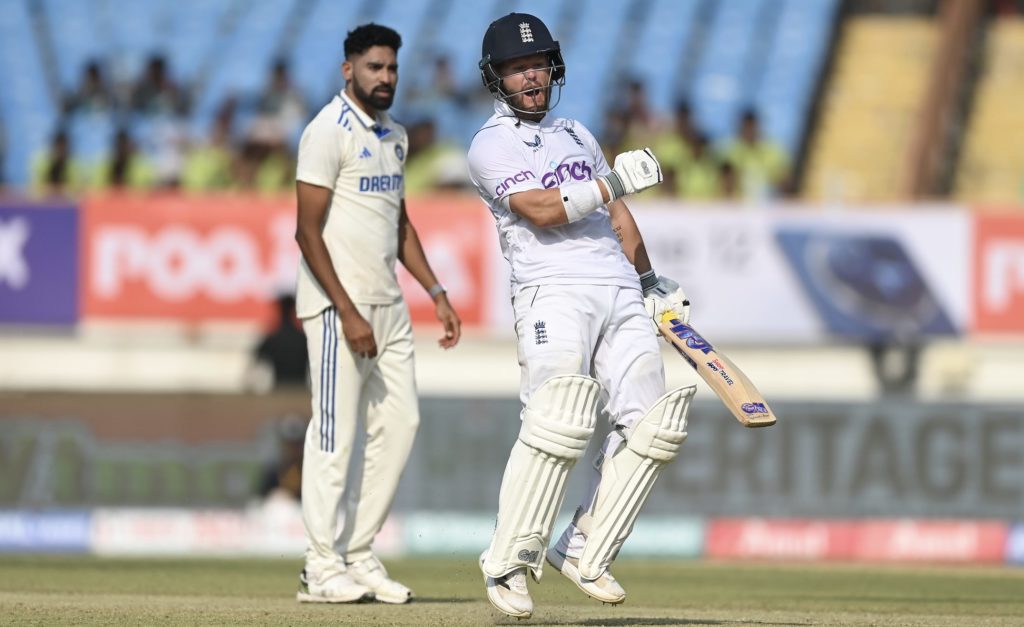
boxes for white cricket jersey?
[467,100,640,291]
[294,90,409,319]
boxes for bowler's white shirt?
[295,90,409,319]
[468,101,639,292]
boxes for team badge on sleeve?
[395,144,405,161]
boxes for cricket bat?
[658,311,777,428]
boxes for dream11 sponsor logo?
[91,214,298,303]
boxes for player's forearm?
[608,200,652,273]
[508,188,570,227]
[397,219,441,295]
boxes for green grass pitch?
[1,556,1021,625]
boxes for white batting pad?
[577,385,693,580]
[483,375,602,579]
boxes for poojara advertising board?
[79,193,490,328]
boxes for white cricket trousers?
[512,284,668,559]
[301,301,419,574]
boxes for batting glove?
[601,148,663,200]
[643,275,690,333]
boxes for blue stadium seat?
[628,0,704,116]
[288,0,369,108]
[41,0,107,94]
[690,0,773,143]
[0,0,57,185]
[557,0,635,134]
[192,0,300,128]
[164,0,234,85]
[753,0,840,156]
[98,0,173,85]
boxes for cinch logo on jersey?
[359,174,403,193]
[541,160,593,188]
[495,169,536,196]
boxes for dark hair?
[344,23,402,58]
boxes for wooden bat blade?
[657,313,777,428]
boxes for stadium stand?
[0,0,56,187]
[0,0,843,190]
[954,17,1024,204]
[627,0,704,117]
[690,0,777,144]
[802,16,938,202]
[753,0,841,159]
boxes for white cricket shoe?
[546,547,626,604]
[347,555,414,604]
[296,568,374,603]
[479,552,533,619]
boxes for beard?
[509,84,550,115]
[352,77,394,111]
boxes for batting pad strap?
[560,180,605,223]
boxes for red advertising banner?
[706,519,857,560]
[398,195,491,329]
[854,520,1007,563]
[80,193,490,327]
[706,518,1009,563]
[973,214,1024,333]
[81,193,297,325]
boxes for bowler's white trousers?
[301,301,419,575]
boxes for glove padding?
[643,275,690,334]
[602,148,663,200]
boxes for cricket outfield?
[0,556,1021,625]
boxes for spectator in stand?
[719,161,741,200]
[63,60,115,114]
[131,54,188,116]
[251,58,308,146]
[31,128,86,196]
[404,118,470,194]
[651,101,698,197]
[182,110,235,192]
[599,106,630,165]
[677,133,722,200]
[722,109,791,200]
[619,79,661,151]
[94,129,155,189]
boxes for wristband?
[560,180,605,223]
[599,172,625,201]
[428,283,447,299]
[639,270,658,294]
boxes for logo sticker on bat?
[668,321,714,354]
[741,402,769,415]
[705,359,735,385]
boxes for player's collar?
[340,90,393,138]
[494,99,546,129]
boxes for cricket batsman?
[467,12,694,619]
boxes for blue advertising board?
[0,510,92,552]
[0,204,79,324]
